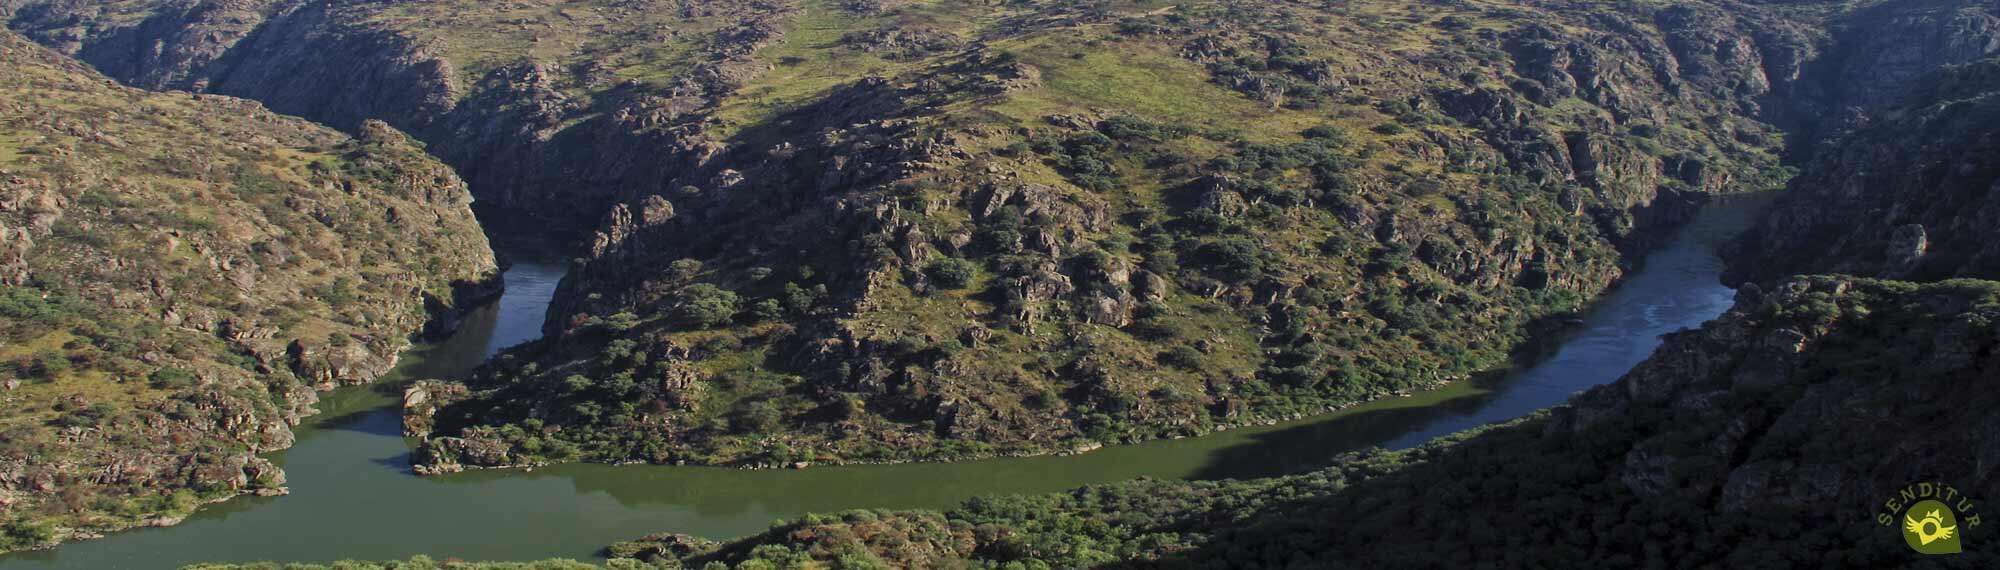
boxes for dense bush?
[1190,238,1265,283]
[672,285,741,328]
[148,367,198,390]
[924,258,979,290]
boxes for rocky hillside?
[11,0,1995,564]
[1731,55,2000,283]
[0,31,496,551]
[391,0,1840,473]
[587,275,2000,568]
[8,0,1989,502]
[0,0,1854,472]
[2,0,800,230]
[1760,0,2000,147]
[1724,0,2000,283]
[612,25,2000,549]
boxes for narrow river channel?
[0,194,1768,568]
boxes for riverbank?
[0,194,1764,568]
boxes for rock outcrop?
[1770,0,2000,143]
[1730,56,2000,283]
[0,31,496,552]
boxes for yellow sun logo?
[1900,499,1963,555]
[1906,509,1957,546]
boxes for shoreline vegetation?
[4,0,1999,564]
[407,375,1458,474]
[0,33,499,553]
[185,277,2000,569]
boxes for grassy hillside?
[0,31,497,551]
[403,0,1811,472]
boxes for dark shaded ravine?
[0,194,1767,568]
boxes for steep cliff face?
[1730,56,2000,283]
[0,32,496,551]
[1717,0,2000,288]
[1552,277,2000,523]
[1770,0,2000,143]
[602,276,2000,569]
[399,0,1827,473]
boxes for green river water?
[0,195,1766,568]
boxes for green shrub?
[314,277,360,305]
[750,299,786,322]
[670,259,705,281]
[602,311,642,332]
[52,403,116,428]
[1158,346,1204,370]
[673,284,741,328]
[0,519,54,550]
[1302,125,1349,143]
[735,401,784,433]
[925,258,980,290]
[148,367,198,390]
[0,288,82,329]
[20,351,69,380]
[1191,238,1266,283]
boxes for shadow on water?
[1188,374,1509,481]
[369,453,417,473]
[319,411,405,438]
[313,384,413,438]
[0,195,1770,569]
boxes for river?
[0,194,1766,568]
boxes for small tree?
[23,351,68,380]
[735,401,784,433]
[674,284,741,328]
[750,299,785,322]
[1301,125,1349,144]
[602,311,641,331]
[1194,238,1265,283]
[781,282,817,313]
[1159,346,1204,370]
[561,374,595,395]
[148,367,197,390]
[669,259,704,281]
[925,258,979,290]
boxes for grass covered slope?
[396,0,1827,472]
[0,32,497,551]
[582,276,2000,569]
